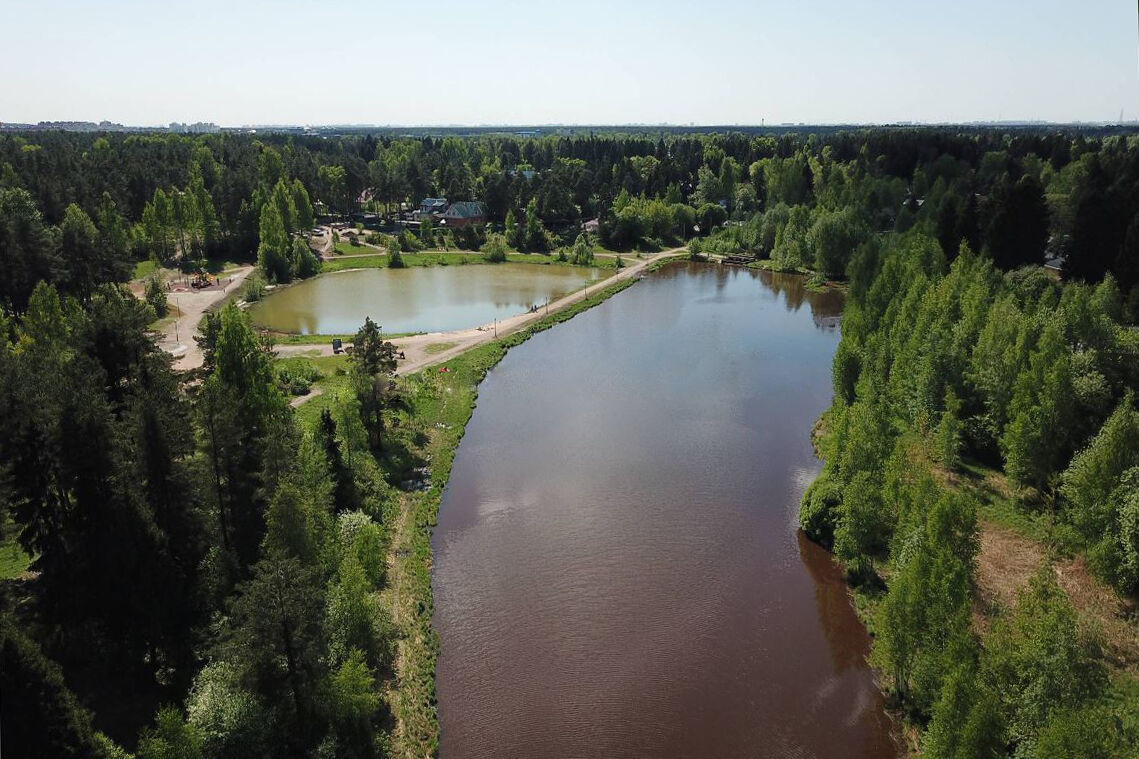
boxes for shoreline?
[277,248,686,403]
[379,269,671,754]
[384,259,865,755]
[279,254,685,754]
[284,255,884,755]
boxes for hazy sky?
[2,0,1136,126]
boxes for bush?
[568,234,594,266]
[387,240,405,270]
[398,231,421,252]
[242,271,266,302]
[697,203,728,234]
[276,359,321,396]
[482,233,507,263]
[136,707,202,759]
[458,224,485,251]
[145,274,167,317]
[799,476,842,548]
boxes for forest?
[4,126,1139,291]
[3,126,1139,757]
[801,232,1139,756]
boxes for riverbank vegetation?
[802,229,1139,755]
[318,249,618,274]
[270,274,641,755]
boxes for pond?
[247,262,603,335]
[431,262,896,758]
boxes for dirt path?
[976,520,1139,673]
[289,385,323,408]
[154,267,255,371]
[279,248,685,390]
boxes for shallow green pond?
[248,263,603,334]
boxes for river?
[431,262,897,758]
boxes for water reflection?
[247,262,601,334]
[431,261,896,758]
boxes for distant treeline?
[4,127,1139,292]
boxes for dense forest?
[5,126,1139,290]
[801,232,1139,756]
[3,126,1139,757]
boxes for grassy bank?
[322,248,618,272]
[739,258,845,292]
[277,274,641,755]
[268,331,421,347]
[385,274,639,754]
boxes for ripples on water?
[431,262,897,758]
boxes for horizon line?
[5,119,1139,132]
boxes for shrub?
[482,233,507,263]
[387,238,405,269]
[242,271,267,302]
[276,359,321,396]
[799,475,842,548]
[145,274,167,317]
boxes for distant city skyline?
[2,0,1136,126]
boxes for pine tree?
[319,409,359,512]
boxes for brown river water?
[431,262,898,758]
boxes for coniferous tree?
[319,409,359,512]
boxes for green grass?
[322,251,475,271]
[504,252,618,269]
[957,460,1054,543]
[135,256,251,281]
[132,259,158,280]
[321,248,617,273]
[197,257,252,274]
[332,241,383,257]
[0,533,33,579]
[745,258,811,274]
[269,331,420,346]
[286,355,354,430]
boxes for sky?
[1,0,1136,126]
